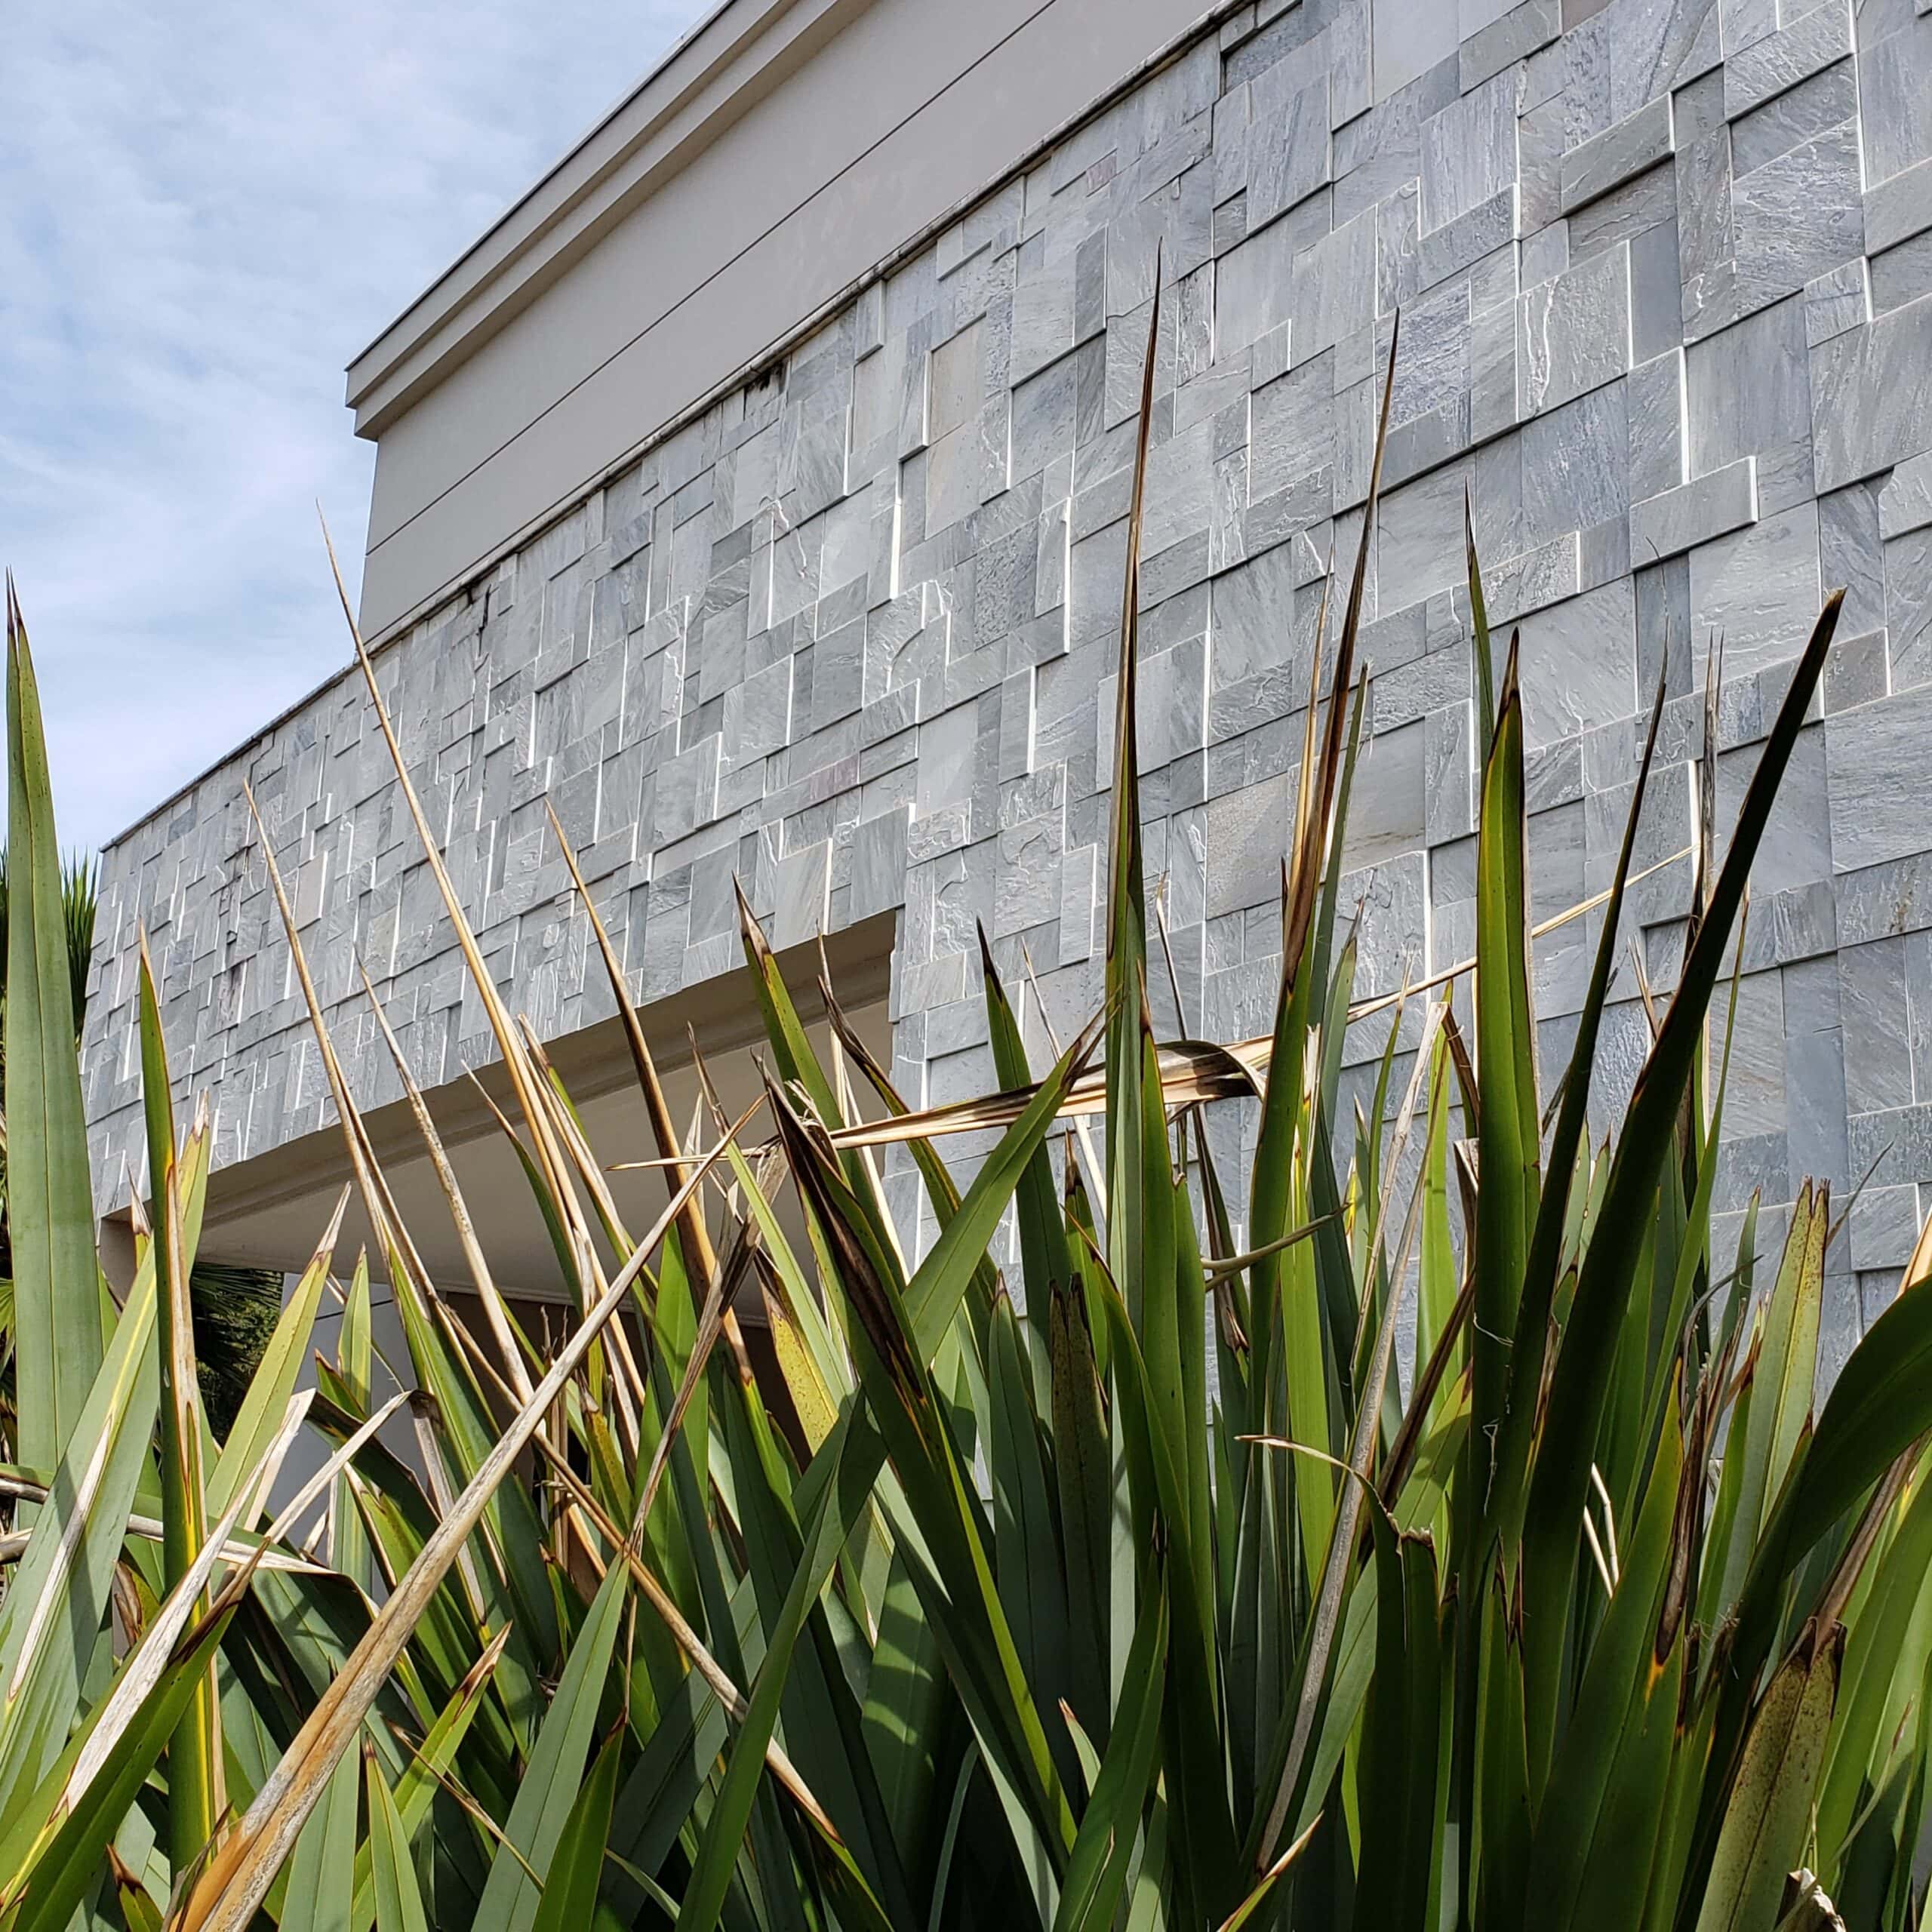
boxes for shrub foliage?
[1,297,1930,1932]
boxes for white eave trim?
[342,0,857,438]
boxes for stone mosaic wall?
[86,0,1932,1359]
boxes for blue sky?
[2,0,714,851]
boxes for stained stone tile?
[1517,242,1632,416]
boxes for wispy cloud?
[1,0,714,850]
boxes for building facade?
[83,0,1932,1365]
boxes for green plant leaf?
[284,1747,361,1932]
[475,1556,628,1932]
[530,1728,624,1932]
[1694,1624,1841,1932]
[1052,1575,1167,1932]
[1519,592,1842,1795]
[3,579,103,1480]
[0,1259,158,1824]
[367,1746,432,1932]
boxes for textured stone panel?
[1631,458,1758,563]
[77,0,1932,1355]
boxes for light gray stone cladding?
[85,0,1932,1368]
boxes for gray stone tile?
[1879,450,1932,540]
[1812,298,1932,491]
[1204,768,1293,918]
[1631,457,1758,564]
[1374,0,1458,102]
[1460,0,1562,90]
[1865,155,1932,257]
[1687,503,1823,677]
[1857,9,1932,186]
[1488,531,1584,621]
[1561,94,1675,214]
[1517,242,1632,417]
[1826,682,1932,871]
[1730,2,1854,117]
[1515,578,1638,749]
[1730,63,1858,177]
[849,806,909,919]
[1247,63,1331,229]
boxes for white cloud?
[0,0,715,850]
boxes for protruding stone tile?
[1724,0,1853,119]
[1865,155,1932,257]
[1561,95,1675,214]
[1514,579,1638,750]
[1804,260,1870,346]
[651,736,720,848]
[1724,122,1864,324]
[1488,531,1583,621]
[1812,299,1932,491]
[1840,935,1915,1112]
[1857,9,1932,187]
[1687,503,1823,677]
[1247,64,1331,230]
[1460,0,1561,91]
[1373,0,1457,102]
[1631,457,1758,564]
[771,839,830,948]
[1890,525,1932,690]
[1879,450,1932,540]
[1826,681,1932,871]
[1517,242,1632,417]
[1423,69,1518,231]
